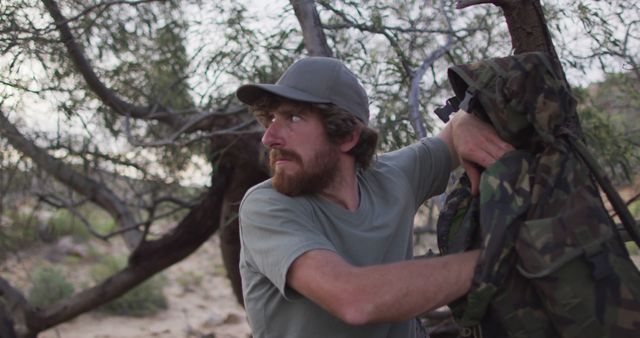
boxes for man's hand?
[438,110,514,195]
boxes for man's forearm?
[288,249,480,325]
[351,250,480,324]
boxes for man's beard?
[269,145,339,196]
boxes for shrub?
[630,199,640,219]
[176,270,203,291]
[0,211,39,258]
[91,255,168,317]
[48,209,89,241]
[28,266,75,308]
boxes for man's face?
[261,102,340,196]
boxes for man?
[235,57,512,338]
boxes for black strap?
[434,96,461,123]
[560,127,640,247]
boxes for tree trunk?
[458,0,583,136]
[215,134,269,305]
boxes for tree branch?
[19,165,233,336]
[49,0,164,28]
[41,0,241,134]
[41,0,178,123]
[291,0,333,57]
[36,193,111,241]
[0,277,32,338]
[408,0,454,138]
[0,110,142,248]
[318,1,413,76]
[124,111,256,148]
[456,0,514,9]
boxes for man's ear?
[339,124,362,153]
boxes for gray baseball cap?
[236,57,370,123]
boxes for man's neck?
[319,156,359,211]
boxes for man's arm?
[437,110,514,194]
[287,249,479,325]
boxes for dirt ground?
[2,234,251,338]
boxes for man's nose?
[261,121,283,148]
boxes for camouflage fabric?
[436,52,640,338]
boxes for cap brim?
[236,84,330,106]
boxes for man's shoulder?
[243,179,275,199]
[240,179,311,213]
[368,137,445,171]
[241,179,279,207]
[379,137,448,159]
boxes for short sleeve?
[381,137,452,206]
[239,185,336,299]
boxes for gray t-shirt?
[239,137,452,338]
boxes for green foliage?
[630,199,640,219]
[27,266,75,308]
[90,255,168,317]
[48,209,90,240]
[626,242,640,256]
[212,262,227,277]
[92,213,117,236]
[176,270,203,291]
[0,210,39,258]
[574,77,640,183]
[46,206,117,241]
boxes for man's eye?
[290,115,302,122]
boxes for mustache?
[269,149,302,164]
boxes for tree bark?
[291,0,333,57]
[459,0,583,136]
[214,133,269,305]
[501,0,582,135]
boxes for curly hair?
[249,94,378,169]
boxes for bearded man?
[235,57,512,338]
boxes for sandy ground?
[3,234,251,338]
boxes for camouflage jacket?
[436,52,640,338]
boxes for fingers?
[451,112,514,168]
[462,160,481,196]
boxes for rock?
[43,236,86,262]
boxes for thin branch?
[36,193,90,209]
[44,145,149,175]
[46,0,164,28]
[318,1,413,75]
[627,193,640,207]
[36,193,111,241]
[456,0,512,9]
[322,23,476,36]
[125,117,257,148]
[0,80,61,94]
[152,196,199,209]
[408,0,455,138]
